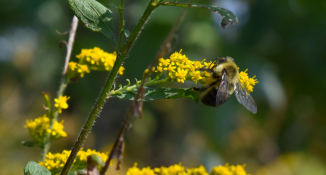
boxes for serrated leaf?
[194,4,238,28]
[161,2,238,28]
[24,161,51,175]
[69,0,117,44]
[111,87,199,103]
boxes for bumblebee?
[194,57,257,114]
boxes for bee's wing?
[216,70,231,105]
[234,79,257,114]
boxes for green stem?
[118,0,124,51]
[60,1,163,175]
[109,78,168,96]
[41,79,68,161]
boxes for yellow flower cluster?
[25,114,67,142]
[125,163,248,175]
[154,50,208,84]
[54,95,70,114]
[238,69,258,93]
[151,50,257,92]
[68,61,90,78]
[39,148,108,175]
[67,47,125,79]
[211,164,248,175]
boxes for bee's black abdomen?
[201,87,219,107]
[201,86,231,107]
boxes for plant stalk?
[60,1,162,174]
[41,16,78,161]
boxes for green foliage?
[111,87,199,102]
[161,2,238,28]
[69,0,117,45]
[22,140,39,147]
[88,154,104,166]
[24,161,51,175]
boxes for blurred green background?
[1,0,326,174]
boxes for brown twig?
[100,9,187,174]
[41,15,79,161]
[62,15,78,75]
[56,30,69,35]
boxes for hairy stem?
[118,0,124,51]
[100,9,186,172]
[60,1,163,174]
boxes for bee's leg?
[197,68,214,73]
[187,87,201,92]
[187,83,214,92]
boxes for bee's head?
[217,57,234,65]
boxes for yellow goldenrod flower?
[150,50,257,93]
[51,120,67,138]
[119,67,126,75]
[25,114,67,142]
[165,64,176,78]
[155,66,164,73]
[77,64,90,78]
[68,62,78,71]
[238,69,258,93]
[210,165,232,175]
[175,68,188,83]
[54,96,70,114]
[210,164,248,175]
[204,61,215,69]
[39,148,108,175]
[126,163,142,175]
[187,165,209,175]
[159,57,170,67]
[143,67,156,77]
[75,47,124,75]
[190,71,203,84]
[229,164,247,175]
[125,163,248,175]
[166,163,185,175]
[189,60,204,72]
[177,62,190,70]
[169,50,183,63]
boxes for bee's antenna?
[207,57,218,69]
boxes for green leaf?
[67,170,87,175]
[88,154,104,166]
[22,140,39,147]
[111,87,199,102]
[42,93,51,110]
[124,30,130,38]
[69,0,117,44]
[42,92,52,118]
[24,161,51,175]
[160,2,238,28]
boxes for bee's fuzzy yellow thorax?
[214,57,239,84]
